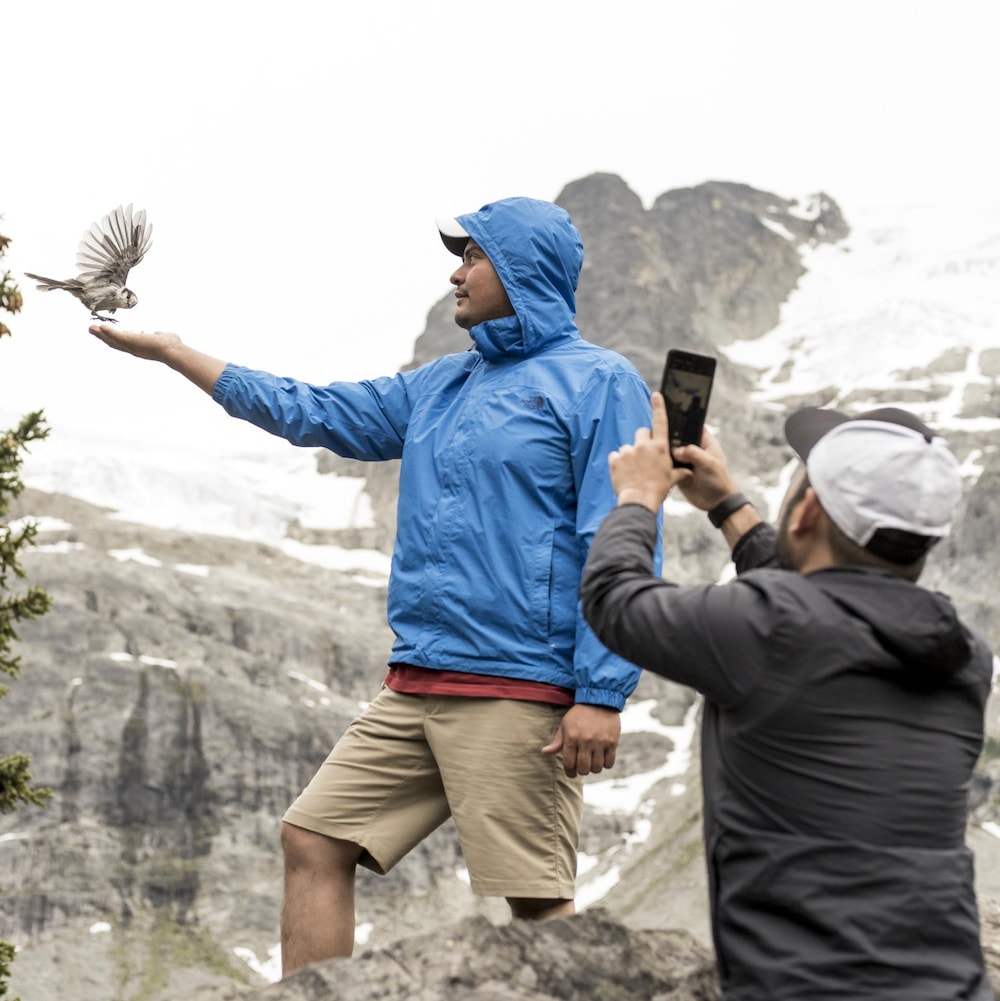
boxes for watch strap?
[707,492,751,529]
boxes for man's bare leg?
[506,897,576,921]
[280,822,364,975]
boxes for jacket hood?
[455,197,583,361]
[811,567,972,675]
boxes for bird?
[25,204,152,322]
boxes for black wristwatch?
[707,492,751,529]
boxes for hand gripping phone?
[659,349,717,468]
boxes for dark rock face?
[404,175,846,383]
[0,492,387,994]
[929,448,1000,645]
[320,174,844,560]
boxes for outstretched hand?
[89,323,181,362]
[88,324,227,397]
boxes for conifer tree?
[0,218,53,1000]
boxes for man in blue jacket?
[582,392,993,999]
[90,197,655,974]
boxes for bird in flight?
[25,204,152,322]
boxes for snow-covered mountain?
[728,202,1000,433]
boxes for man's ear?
[788,487,824,536]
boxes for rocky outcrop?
[157,905,1000,1001]
[193,909,722,1001]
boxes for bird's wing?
[75,204,153,286]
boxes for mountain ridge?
[3,175,999,1000]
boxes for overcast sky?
[3,0,998,451]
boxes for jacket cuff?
[732,521,776,574]
[574,688,626,711]
[210,362,240,405]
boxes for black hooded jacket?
[582,506,994,1000]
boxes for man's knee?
[281,821,363,873]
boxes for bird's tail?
[23,272,83,292]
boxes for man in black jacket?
[581,391,994,1000]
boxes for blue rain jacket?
[213,197,656,709]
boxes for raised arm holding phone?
[583,389,993,1000]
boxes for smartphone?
[659,349,717,468]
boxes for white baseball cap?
[784,406,963,564]
[437,217,470,257]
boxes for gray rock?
[188,910,721,1001]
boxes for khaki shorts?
[283,686,583,900]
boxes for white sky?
[2,0,999,451]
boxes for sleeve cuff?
[574,688,627,711]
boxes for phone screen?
[660,350,716,467]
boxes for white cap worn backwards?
[784,406,963,563]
